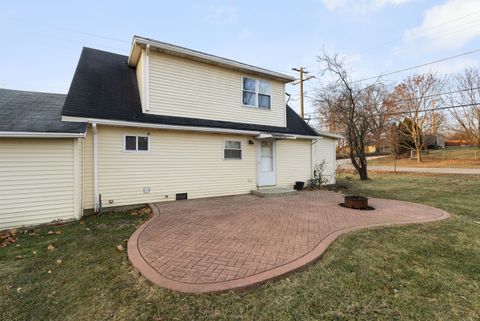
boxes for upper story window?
[124,135,149,152]
[242,77,271,109]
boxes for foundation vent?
[176,193,188,201]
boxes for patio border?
[127,198,450,293]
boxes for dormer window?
[242,77,271,109]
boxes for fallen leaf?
[116,245,124,251]
[47,244,55,251]
[54,231,62,235]
[15,255,23,260]
[56,259,63,265]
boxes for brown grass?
[369,147,480,168]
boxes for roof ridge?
[0,88,66,97]
[82,46,128,58]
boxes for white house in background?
[0,36,341,230]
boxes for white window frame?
[223,139,243,160]
[123,134,150,152]
[241,76,272,109]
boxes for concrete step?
[251,187,297,198]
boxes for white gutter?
[315,130,344,140]
[0,131,86,138]
[62,115,322,140]
[62,116,322,140]
[92,123,99,212]
[62,116,260,135]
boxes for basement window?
[124,135,149,152]
[224,140,242,160]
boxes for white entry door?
[256,140,276,186]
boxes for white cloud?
[321,0,414,13]
[405,0,480,51]
[237,28,252,40]
[425,57,480,75]
[204,5,237,24]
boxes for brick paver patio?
[128,191,449,293]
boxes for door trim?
[256,139,277,187]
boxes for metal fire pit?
[340,195,375,210]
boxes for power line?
[382,103,478,116]
[9,16,130,44]
[305,86,480,113]
[306,103,478,120]
[344,10,480,60]
[385,86,480,104]
[351,47,480,83]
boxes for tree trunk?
[416,148,422,163]
[358,164,369,180]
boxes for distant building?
[425,134,445,149]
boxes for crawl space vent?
[176,193,188,201]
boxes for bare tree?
[386,73,445,162]
[449,68,480,148]
[363,83,394,153]
[315,53,373,180]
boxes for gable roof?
[0,88,87,135]
[128,36,295,83]
[62,47,319,137]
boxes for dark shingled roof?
[0,88,87,134]
[62,48,319,136]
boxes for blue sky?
[1,0,479,116]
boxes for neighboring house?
[424,134,445,149]
[0,36,341,230]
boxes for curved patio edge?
[127,198,450,294]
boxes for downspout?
[81,136,85,216]
[93,123,99,212]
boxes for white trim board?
[61,116,321,140]
[0,131,86,138]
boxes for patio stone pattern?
[128,191,449,293]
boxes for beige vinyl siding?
[313,138,337,184]
[82,125,256,209]
[145,51,286,127]
[0,138,81,229]
[136,51,145,110]
[276,140,312,188]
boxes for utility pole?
[292,67,315,119]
